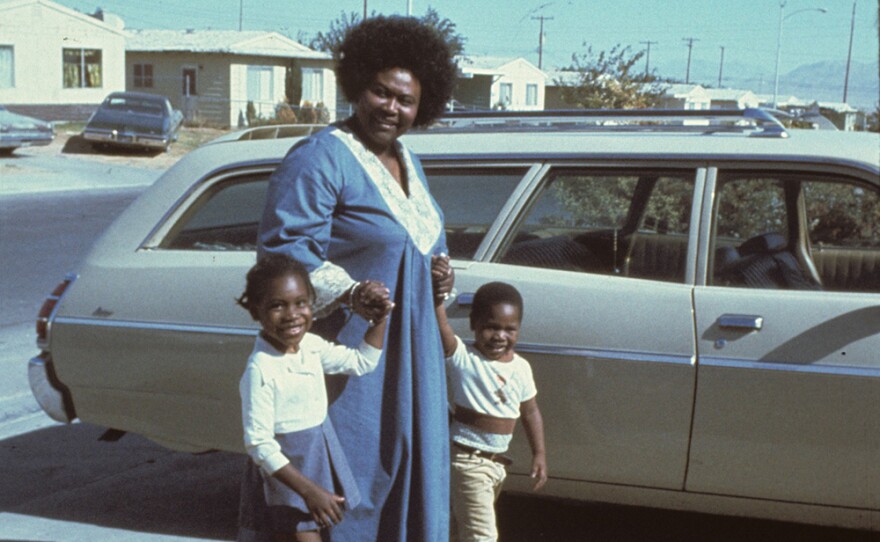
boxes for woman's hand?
[301,485,346,529]
[431,254,454,303]
[352,280,394,324]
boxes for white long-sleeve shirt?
[240,333,381,475]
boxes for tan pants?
[450,445,507,542]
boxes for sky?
[57,0,879,104]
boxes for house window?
[499,83,513,106]
[63,48,102,88]
[182,67,197,96]
[301,68,324,105]
[526,83,538,106]
[134,64,153,88]
[0,46,13,88]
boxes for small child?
[432,256,548,542]
[236,253,392,542]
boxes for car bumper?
[0,133,55,149]
[28,352,75,423]
[82,129,171,149]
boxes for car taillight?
[36,273,76,350]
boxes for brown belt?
[453,441,513,466]
[453,406,516,435]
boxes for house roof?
[0,0,127,35]
[704,88,758,101]
[126,29,330,60]
[456,55,544,77]
[661,83,709,98]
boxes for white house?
[0,0,126,120]
[454,55,546,111]
[657,84,711,110]
[704,88,760,110]
[126,29,335,127]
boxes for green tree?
[867,104,879,133]
[557,44,665,109]
[301,7,465,57]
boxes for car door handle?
[718,314,763,331]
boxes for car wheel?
[0,148,15,157]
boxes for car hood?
[86,109,168,134]
[0,108,53,132]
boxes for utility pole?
[238,0,243,31]
[718,46,725,87]
[406,0,412,16]
[532,15,554,70]
[640,40,657,76]
[843,1,856,102]
[682,37,699,84]
[364,0,367,19]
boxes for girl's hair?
[237,253,315,319]
[469,282,524,327]
[336,15,457,128]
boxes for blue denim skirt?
[238,417,360,538]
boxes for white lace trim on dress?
[330,129,442,256]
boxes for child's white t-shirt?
[446,336,537,453]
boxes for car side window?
[497,170,694,282]
[804,179,880,293]
[708,173,880,292]
[161,176,269,250]
[424,168,526,260]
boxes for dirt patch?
[19,125,228,170]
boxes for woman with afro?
[254,15,457,542]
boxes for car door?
[429,162,703,490]
[688,166,880,510]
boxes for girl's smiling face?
[471,302,521,362]
[255,273,313,353]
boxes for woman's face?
[354,67,422,153]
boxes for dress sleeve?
[240,363,289,475]
[258,138,355,316]
[309,334,382,376]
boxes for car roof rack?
[431,108,789,138]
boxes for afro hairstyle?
[336,15,457,128]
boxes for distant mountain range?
[655,58,878,111]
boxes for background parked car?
[81,91,183,152]
[28,110,880,531]
[0,105,54,155]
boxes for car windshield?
[105,98,163,115]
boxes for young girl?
[236,253,393,542]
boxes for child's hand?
[431,253,454,302]
[302,485,346,529]
[530,452,548,491]
[353,280,394,324]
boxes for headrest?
[739,232,786,255]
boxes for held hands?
[431,253,454,304]
[351,280,394,325]
[302,484,346,530]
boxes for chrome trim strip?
[53,316,258,337]
[514,342,694,366]
[701,357,880,378]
